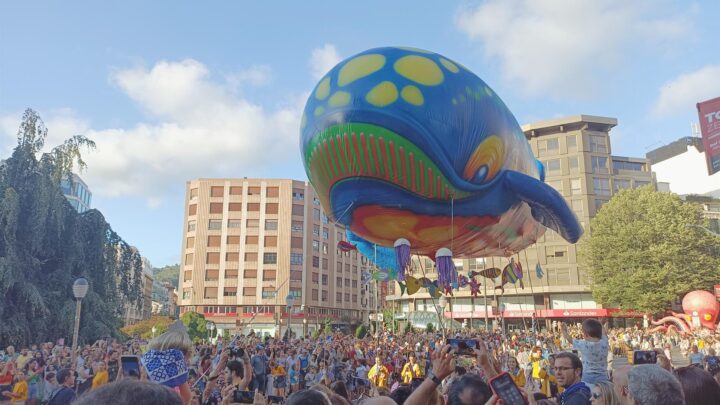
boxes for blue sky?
[1,1,719,266]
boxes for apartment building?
[388,115,654,330]
[178,179,376,337]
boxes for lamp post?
[206,321,216,341]
[303,318,307,337]
[286,294,295,341]
[151,325,157,339]
[71,277,89,370]
[499,303,506,335]
[438,295,447,334]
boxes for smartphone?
[633,350,657,365]
[489,372,528,405]
[446,338,478,356]
[233,390,255,404]
[120,355,141,378]
[267,395,284,404]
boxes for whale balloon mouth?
[303,122,502,208]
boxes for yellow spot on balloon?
[366,81,398,107]
[452,98,457,105]
[458,94,466,103]
[394,55,444,86]
[338,54,386,86]
[328,91,351,107]
[439,58,459,73]
[400,85,424,106]
[396,47,434,54]
[315,77,330,100]
[300,113,307,129]
[314,106,325,116]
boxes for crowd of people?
[2,319,720,405]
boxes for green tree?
[121,316,175,339]
[153,264,180,288]
[426,323,435,333]
[403,323,412,335]
[0,109,142,346]
[382,308,397,332]
[180,311,208,341]
[355,324,368,339]
[579,187,720,314]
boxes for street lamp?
[303,318,307,337]
[206,321,216,341]
[499,303,506,335]
[71,277,89,369]
[151,325,157,339]
[286,294,295,341]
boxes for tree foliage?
[355,324,367,339]
[121,316,175,339]
[0,109,142,346]
[153,264,180,288]
[180,311,208,341]
[579,187,720,314]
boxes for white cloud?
[1,59,304,208]
[651,65,720,117]
[225,65,272,89]
[309,44,342,80]
[455,0,693,98]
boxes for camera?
[230,346,245,358]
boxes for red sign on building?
[697,96,720,175]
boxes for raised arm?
[561,322,573,346]
[404,345,455,405]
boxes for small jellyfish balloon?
[300,47,582,285]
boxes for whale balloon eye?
[463,135,505,184]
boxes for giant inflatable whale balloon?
[300,47,582,280]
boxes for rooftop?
[522,115,618,138]
[646,137,704,165]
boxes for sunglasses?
[591,392,601,399]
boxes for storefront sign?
[698,96,720,175]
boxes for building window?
[244,269,257,278]
[614,179,631,191]
[228,203,242,211]
[190,188,198,199]
[263,270,276,281]
[183,289,191,299]
[322,243,328,254]
[312,240,320,252]
[291,221,303,232]
[591,156,608,173]
[313,197,320,205]
[209,203,223,214]
[352,280,357,288]
[322,291,328,300]
[336,277,342,287]
[266,203,279,214]
[208,220,222,230]
[206,252,220,264]
[345,263,350,272]
[345,293,350,302]
[571,178,582,196]
[613,160,646,172]
[291,237,303,249]
[226,252,239,262]
[211,186,224,197]
[313,226,320,237]
[322,228,329,240]
[227,235,240,245]
[545,159,561,172]
[247,203,260,212]
[243,287,256,296]
[186,236,195,247]
[289,289,301,298]
[207,235,220,247]
[265,220,278,231]
[244,253,258,262]
[313,256,319,268]
[292,205,304,216]
[266,187,279,198]
[188,204,197,216]
[590,135,607,153]
[225,269,238,279]
[312,289,319,300]
[344,279,350,287]
[185,253,194,265]
[634,180,650,188]
[246,235,258,244]
[313,208,320,221]
[290,271,302,281]
[229,186,242,195]
[593,178,610,196]
[204,287,218,298]
[246,219,259,228]
[595,199,607,211]
[264,236,277,247]
[293,190,304,201]
[538,138,559,156]
[263,253,277,264]
[184,270,192,281]
[352,294,357,303]
[321,213,329,224]
[336,292,342,302]
[547,180,563,194]
[290,253,303,265]
[322,275,328,286]
[187,220,196,232]
[227,219,242,229]
[247,186,261,195]
[568,156,579,171]
[322,258,328,270]
[567,135,577,152]
[571,199,584,215]
[223,287,237,297]
[312,273,319,282]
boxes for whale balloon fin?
[346,230,399,274]
[535,159,546,182]
[504,171,583,243]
